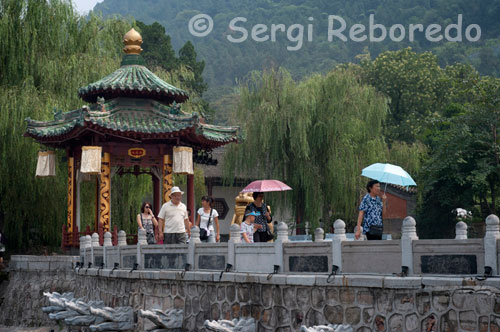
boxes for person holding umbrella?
[243,192,273,242]
[355,180,387,240]
[357,163,417,240]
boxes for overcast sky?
[73,0,103,14]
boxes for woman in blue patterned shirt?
[355,180,387,240]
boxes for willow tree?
[224,68,388,231]
[0,0,210,250]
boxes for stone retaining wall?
[2,256,500,331]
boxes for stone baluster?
[276,222,289,242]
[118,230,127,246]
[136,228,147,269]
[79,236,86,251]
[84,235,92,249]
[314,228,324,242]
[103,232,113,247]
[484,215,500,275]
[354,225,365,241]
[188,226,201,269]
[137,228,148,246]
[401,216,419,276]
[332,219,347,273]
[274,222,289,273]
[228,223,241,271]
[190,225,201,244]
[455,221,468,240]
[91,233,100,247]
[229,223,241,243]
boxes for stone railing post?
[79,236,87,265]
[103,232,113,247]
[274,222,289,272]
[354,225,365,241]
[137,228,147,269]
[90,233,99,266]
[401,216,418,276]
[314,227,324,242]
[118,230,127,246]
[455,221,468,240]
[188,226,201,269]
[137,228,147,246]
[332,219,347,273]
[484,214,500,275]
[102,232,111,268]
[228,223,241,271]
[91,233,100,247]
[276,222,289,242]
[84,235,92,249]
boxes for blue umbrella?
[361,163,417,191]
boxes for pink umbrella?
[241,180,292,193]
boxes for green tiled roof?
[78,54,189,104]
[25,99,239,147]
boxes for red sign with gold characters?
[128,148,146,158]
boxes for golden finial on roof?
[123,28,143,55]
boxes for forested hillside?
[95,0,500,98]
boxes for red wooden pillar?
[187,174,195,225]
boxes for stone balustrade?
[74,215,500,277]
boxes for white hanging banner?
[80,146,102,174]
[35,151,56,177]
[173,146,193,175]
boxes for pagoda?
[25,28,239,247]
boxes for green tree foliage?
[178,41,207,96]
[136,21,177,71]
[360,48,447,143]
[0,0,134,251]
[418,75,500,238]
[136,21,211,117]
[223,68,390,230]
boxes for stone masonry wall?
[75,274,500,332]
[2,256,500,331]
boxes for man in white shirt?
[158,186,191,244]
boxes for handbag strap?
[207,209,213,227]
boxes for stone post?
[103,232,113,247]
[276,222,289,242]
[137,228,147,246]
[354,225,366,241]
[79,236,87,265]
[332,219,347,273]
[84,235,92,249]
[484,214,500,275]
[102,232,111,268]
[274,222,289,272]
[455,221,468,240]
[188,226,201,269]
[314,228,324,242]
[137,228,147,269]
[228,223,241,270]
[118,230,127,246]
[401,216,419,276]
[91,233,100,247]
